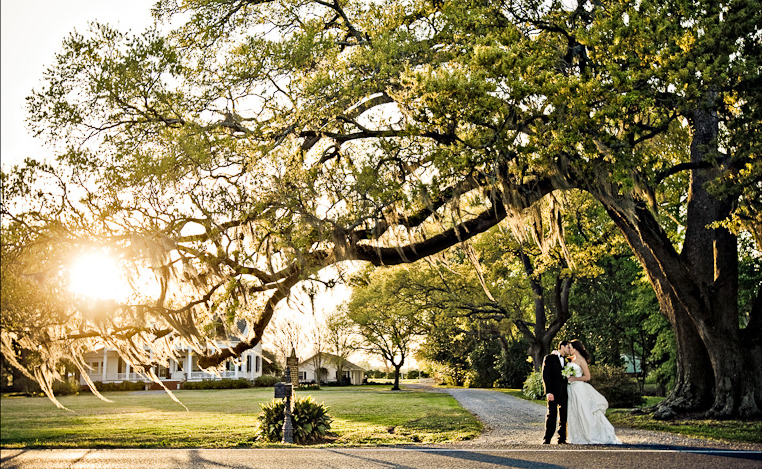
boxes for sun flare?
[69,253,130,300]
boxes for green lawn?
[606,411,762,444]
[499,388,761,444]
[0,385,480,448]
[5,386,758,448]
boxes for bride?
[566,339,622,445]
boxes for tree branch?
[655,161,714,184]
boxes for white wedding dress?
[567,362,622,445]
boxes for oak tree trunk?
[597,137,761,417]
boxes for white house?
[79,321,264,390]
[622,354,642,376]
[298,352,365,385]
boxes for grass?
[0,385,480,449]
[606,411,762,444]
[500,388,761,444]
[4,386,759,447]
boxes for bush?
[322,378,350,386]
[495,339,533,388]
[257,396,332,444]
[182,378,252,390]
[589,364,644,408]
[254,375,281,387]
[465,341,501,388]
[86,381,145,392]
[52,379,80,396]
[298,383,321,391]
[522,370,545,400]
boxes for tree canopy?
[1,0,760,416]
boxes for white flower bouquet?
[561,363,575,379]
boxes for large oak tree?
[1,0,759,416]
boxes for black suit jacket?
[542,353,568,400]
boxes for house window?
[298,371,306,381]
[342,371,350,378]
[156,365,170,379]
[256,356,261,373]
[246,356,252,373]
[87,360,102,375]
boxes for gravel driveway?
[406,381,762,450]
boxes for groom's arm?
[541,356,557,401]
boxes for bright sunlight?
[69,253,130,300]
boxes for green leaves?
[256,396,332,443]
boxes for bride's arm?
[568,358,591,382]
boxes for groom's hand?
[547,393,554,402]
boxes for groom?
[542,340,573,444]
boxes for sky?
[1,0,156,170]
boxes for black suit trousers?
[544,393,567,443]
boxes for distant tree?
[417,310,472,386]
[265,317,304,370]
[261,349,282,376]
[306,327,327,387]
[347,268,427,390]
[324,306,360,384]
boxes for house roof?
[298,352,365,370]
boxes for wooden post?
[287,348,299,387]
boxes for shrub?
[182,378,252,390]
[589,364,644,408]
[495,339,533,388]
[254,375,281,387]
[323,379,347,386]
[86,380,145,392]
[522,370,545,400]
[365,370,385,379]
[52,379,80,396]
[465,341,501,388]
[256,396,332,444]
[120,381,146,391]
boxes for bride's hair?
[570,339,590,361]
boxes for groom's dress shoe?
[556,441,568,444]
[542,440,551,444]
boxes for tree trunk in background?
[391,362,402,391]
[516,250,572,371]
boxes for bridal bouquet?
[561,364,575,379]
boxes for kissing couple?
[542,339,622,445]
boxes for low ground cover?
[605,411,762,444]
[0,385,480,448]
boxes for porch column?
[102,348,108,382]
[126,362,131,381]
[185,347,192,380]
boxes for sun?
[69,253,130,301]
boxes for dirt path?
[406,381,762,450]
